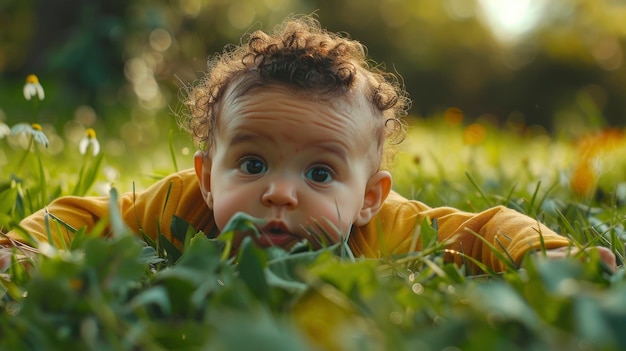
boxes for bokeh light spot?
[74,105,97,125]
[149,28,172,52]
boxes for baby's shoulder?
[382,190,432,213]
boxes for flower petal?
[91,139,101,156]
[36,84,45,100]
[11,123,33,135]
[79,137,89,155]
[23,84,36,100]
[33,131,49,147]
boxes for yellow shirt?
[2,169,570,272]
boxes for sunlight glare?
[477,0,547,44]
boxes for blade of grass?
[168,130,178,172]
[465,171,493,208]
[33,141,47,208]
[527,180,541,217]
[73,152,104,196]
[464,227,518,271]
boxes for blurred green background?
[1,0,625,160]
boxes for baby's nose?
[261,180,298,208]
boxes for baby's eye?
[305,166,334,183]
[239,157,267,175]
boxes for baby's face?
[196,84,388,251]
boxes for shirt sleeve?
[1,194,111,248]
[350,191,571,272]
[1,169,209,249]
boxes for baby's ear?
[355,171,392,226]
[194,150,214,209]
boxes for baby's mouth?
[257,221,298,247]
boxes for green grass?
[1,95,626,350]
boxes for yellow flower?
[570,159,598,198]
[10,123,49,147]
[23,74,45,101]
[78,128,100,155]
[463,123,487,145]
[570,128,625,197]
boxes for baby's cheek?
[211,197,237,231]
[315,212,352,244]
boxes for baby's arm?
[1,170,199,253]
[430,204,616,272]
[0,195,111,272]
[360,192,616,272]
[1,195,112,248]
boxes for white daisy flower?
[11,123,49,147]
[78,128,100,156]
[23,74,45,101]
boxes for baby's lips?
[262,220,290,235]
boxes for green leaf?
[221,211,264,234]
[83,235,146,290]
[157,234,223,284]
[207,307,314,351]
[421,217,439,250]
[238,237,270,302]
[265,249,325,295]
[170,215,191,244]
[68,227,88,250]
[574,296,616,346]
[158,232,182,264]
[468,280,541,329]
[307,251,379,297]
[127,285,171,315]
[151,235,228,315]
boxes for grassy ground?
[1,91,626,350]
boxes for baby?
[0,15,616,273]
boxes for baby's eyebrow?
[315,142,348,161]
[228,132,266,147]
[228,131,349,161]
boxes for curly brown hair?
[180,15,409,167]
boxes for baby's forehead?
[224,84,376,123]
[216,75,385,142]
[224,74,379,116]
